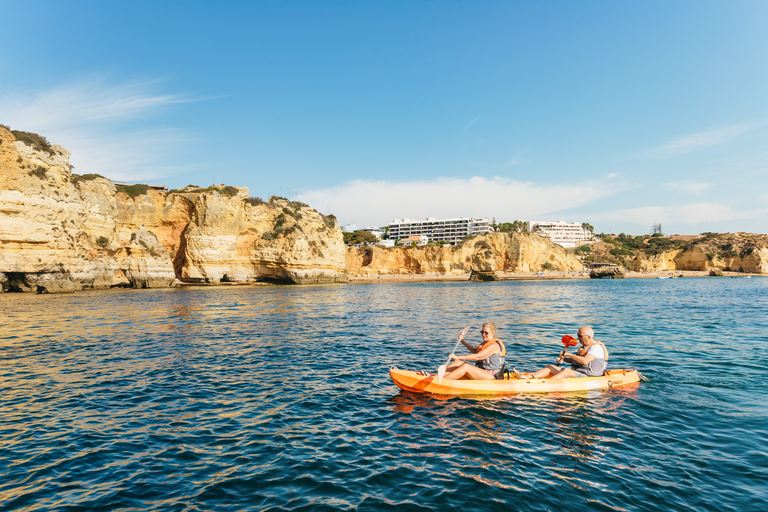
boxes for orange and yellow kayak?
[389,367,641,395]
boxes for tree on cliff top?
[343,230,378,246]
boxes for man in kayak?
[441,322,507,380]
[516,326,608,379]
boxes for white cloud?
[0,76,200,181]
[664,181,711,195]
[638,122,762,159]
[297,176,629,227]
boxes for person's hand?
[457,326,471,341]
[449,353,460,361]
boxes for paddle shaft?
[444,337,463,366]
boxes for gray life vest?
[475,338,506,372]
[571,341,608,376]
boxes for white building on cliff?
[387,217,493,245]
[527,221,593,247]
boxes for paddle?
[558,334,578,364]
[437,326,471,383]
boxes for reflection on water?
[1,278,767,511]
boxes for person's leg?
[549,367,576,379]
[443,363,494,380]
[528,364,560,379]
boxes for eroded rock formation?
[589,265,625,279]
[630,234,768,274]
[0,126,347,292]
[346,232,584,276]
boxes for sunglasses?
[481,331,492,335]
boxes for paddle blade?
[437,365,446,383]
[562,335,578,347]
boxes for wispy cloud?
[637,122,762,159]
[503,156,526,167]
[590,202,763,228]
[297,175,630,227]
[664,181,711,195]
[462,116,483,143]
[0,75,202,181]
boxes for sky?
[1,0,766,236]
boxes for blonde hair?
[482,322,496,337]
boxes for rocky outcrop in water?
[589,265,625,279]
[0,126,347,292]
[346,232,584,276]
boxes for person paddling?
[441,322,506,380]
[515,326,608,380]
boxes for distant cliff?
[0,126,347,292]
[346,232,584,275]
[630,233,768,273]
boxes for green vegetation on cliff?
[11,130,55,155]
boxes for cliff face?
[346,232,584,275]
[0,126,347,292]
[630,233,768,273]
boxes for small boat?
[389,367,641,395]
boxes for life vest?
[475,338,506,372]
[572,341,608,376]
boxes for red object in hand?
[561,335,578,348]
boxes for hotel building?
[387,217,493,245]
[526,221,593,247]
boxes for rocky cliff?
[346,232,584,276]
[630,233,768,273]
[0,126,347,292]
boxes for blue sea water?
[1,277,767,511]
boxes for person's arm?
[563,352,596,365]
[458,334,478,353]
[451,341,499,362]
[564,344,601,365]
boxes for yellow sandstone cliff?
[346,232,584,276]
[630,234,768,274]
[0,126,347,292]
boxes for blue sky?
[1,0,766,235]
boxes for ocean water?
[1,278,766,512]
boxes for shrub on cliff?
[28,166,47,179]
[343,230,378,246]
[246,196,265,206]
[322,214,337,229]
[117,183,151,199]
[71,173,106,185]
[197,185,240,196]
[11,130,55,155]
[573,245,592,255]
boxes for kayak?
[389,367,641,395]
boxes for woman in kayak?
[441,322,506,380]
[516,326,608,379]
